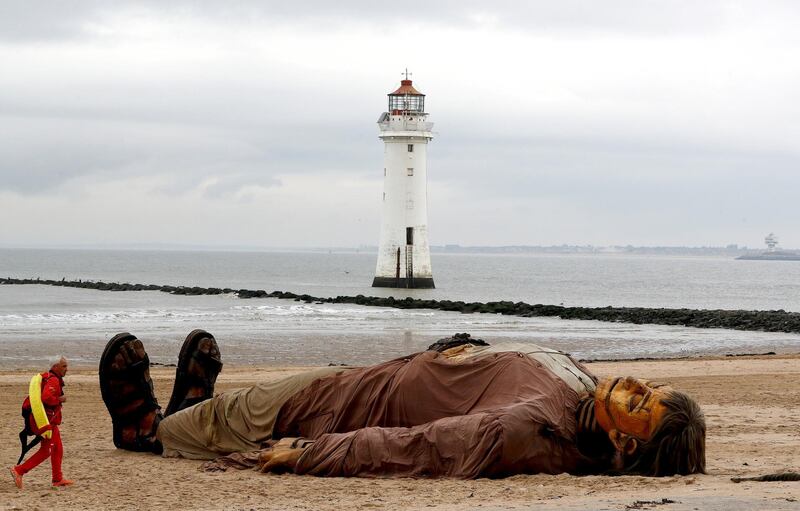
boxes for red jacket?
[23,371,64,432]
[40,371,64,425]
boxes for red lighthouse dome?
[388,78,425,114]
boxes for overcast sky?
[1,1,798,249]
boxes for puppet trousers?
[157,367,347,460]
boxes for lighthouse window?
[383,192,386,201]
[406,227,414,245]
[384,168,386,176]
[407,144,414,152]
[407,168,414,176]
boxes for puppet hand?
[258,438,313,473]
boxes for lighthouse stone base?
[371,277,435,289]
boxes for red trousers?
[16,425,63,482]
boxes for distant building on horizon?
[372,72,435,288]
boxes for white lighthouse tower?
[372,72,435,288]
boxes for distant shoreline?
[2,244,795,256]
[4,277,799,335]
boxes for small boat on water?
[737,233,800,261]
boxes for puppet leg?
[164,329,223,416]
[99,333,163,453]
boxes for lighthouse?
[372,73,435,288]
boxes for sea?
[1,248,799,368]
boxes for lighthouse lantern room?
[372,72,435,288]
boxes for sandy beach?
[2,355,799,511]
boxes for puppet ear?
[608,429,639,455]
[623,436,639,456]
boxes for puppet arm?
[289,412,507,478]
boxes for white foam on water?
[0,282,798,367]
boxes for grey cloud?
[199,173,282,200]
[0,116,141,193]
[0,111,377,195]
[0,2,106,42]
[0,47,385,194]
[0,0,777,43]
[423,123,800,241]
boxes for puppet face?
[594,376,671,441]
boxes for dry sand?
[2,355,799,510]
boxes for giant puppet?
[98,331,705,478]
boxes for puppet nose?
[623,377,644,390]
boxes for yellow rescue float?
[28,373,52,439]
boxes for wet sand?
[1,355,799,510]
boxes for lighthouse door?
[405,227,414,287]
[395,247,401,286]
